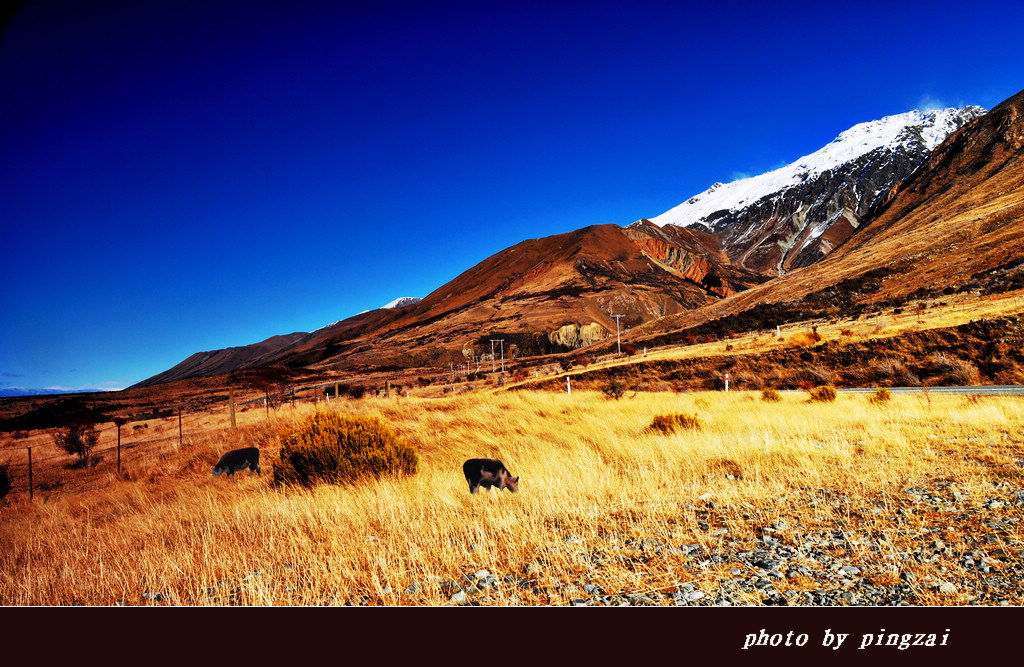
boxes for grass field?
[1,388,1022,606]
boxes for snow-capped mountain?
[644,106,986,274]
[382,296,421,309]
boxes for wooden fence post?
[178,406,183,448]
[27,447,33,501]
[230,388,236,429]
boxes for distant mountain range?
[132,91,1024,388]
[0,387,101,398]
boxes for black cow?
[462,458,519,494]
[212,447,261,480]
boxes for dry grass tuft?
[788,331,823,347]
[808,385,838,403]
[707,457,743,480]
[868,387,892,404]
[648,413,703,434]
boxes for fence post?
[117,422,122,475]
[567,376,571,395]
[27,447,33,501]
[178,406,183,448]
[230,388,236,429]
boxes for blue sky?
[1,0,1022,393]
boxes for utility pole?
[612,315,623,355]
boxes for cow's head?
[503,475,519,492]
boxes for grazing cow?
[463,458,519,494]
[212,447,261,480]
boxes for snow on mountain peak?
[382,296,421,309]
[647,106,985,230]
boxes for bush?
[927,353,980,386]
[602,379,627,400]
[649,413,702,433]
[808,385,837,403]
[349,385,366,399]
[273,412,419,488]
[760,388,782,402]
[51,420,100,466]
[789,331,822,347]
[871,358,920,386]
[868,387,892,404]
[801,365,836,387]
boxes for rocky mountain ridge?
[646,106,986,274]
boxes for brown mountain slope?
[131,332,308,388]
[134,222,769,385]
[263,223,769,372]
[626,88,1024,344]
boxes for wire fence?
[0,405,240,500]
[0,357,616,501]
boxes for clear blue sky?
[1,0,1022,393]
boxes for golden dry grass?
[499,288,1024,392]
[1,389,1022,606]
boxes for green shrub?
[273,412,419,487]
[649,413,702,434]
[808,385,837,403]
[868,387,892,404]
[760,388,782,403]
